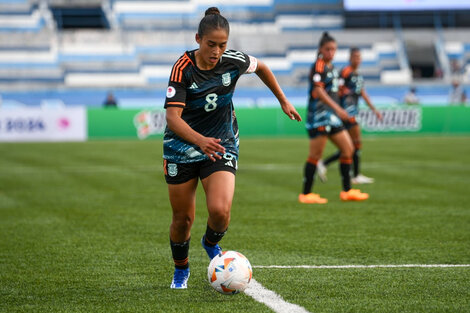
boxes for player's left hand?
[281,101,302,121]
[374,109,383,121]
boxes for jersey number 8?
[204,93,218,112]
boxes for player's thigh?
[308,135,328,160]
[167,178,198,219]
[348,123,361,143]
[330,130,354,157]
[201,171,235,215]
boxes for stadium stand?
[443,29,470,82]
[0,0,467,107]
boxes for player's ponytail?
[317,31,336,57]
[198,7,230,38]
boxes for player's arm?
[361,88,382,120]
[313,86,349,121]
[166,107,225,161]
[338,68,350,97]
[254,60,302,121]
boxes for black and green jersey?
[163,49,257,163]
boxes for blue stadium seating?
[0,0,467,107]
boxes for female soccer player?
[163,7,301,289]
[318,47,383,184]
[299,32,369,204]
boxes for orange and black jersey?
[306,57,342,130]
[339,65,364,108]
[308,57,340,112]
[163,49,257,163]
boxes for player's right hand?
[198,137,225,162]
[337,108,349,121]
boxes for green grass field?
[1,136,469,312]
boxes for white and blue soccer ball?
[207,250,252,295]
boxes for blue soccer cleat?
[201,235,222,260]
[170,267,190,289]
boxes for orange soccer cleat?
[298,193,328,204]
[340,189,369,201]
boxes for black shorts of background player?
[319,47,383,184]
[163,7,302,289]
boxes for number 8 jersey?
[163,49,257,163]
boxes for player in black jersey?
[299,32,369,204]
[164,7,301,289]
[318,47,382,184]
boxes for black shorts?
[163,154,237,184]
[343,116,358,130]
[307,125,345,139]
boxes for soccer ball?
[207,250,252,295]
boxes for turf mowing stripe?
[254,264,470,269]
[244,278,311,313]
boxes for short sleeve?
[312,60,327,88]
[222,50,255,75]
[245,55,258,74]
[164,55,191,108]
[164,81,186,109]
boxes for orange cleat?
[340,189,369,201]
[298,193,328,204]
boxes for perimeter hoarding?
[87,106,470,139]
[0,107,87,142]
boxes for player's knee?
[208,203,231,226]
[340,146,353,159]
[172,214,194,232]
[308,152,322,162]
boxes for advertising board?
[87,106,470,139]
[0,107,87,142]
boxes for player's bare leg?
[348,124,374,184]
[168,178,198,289]
[201,171,235,258]
[330,130,368,201]
[299,135,328,204]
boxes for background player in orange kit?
[299,33,369,204]
[318,47,383,184]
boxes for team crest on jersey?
[222,72,231,86]
[168,163,178,177]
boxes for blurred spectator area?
[0,0,468,106]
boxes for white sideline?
[245,264,470,312]
[254,264,470,269]
[244,278,311,313]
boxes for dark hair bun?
[322,31,329,38]
[205,7,220,16]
